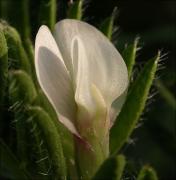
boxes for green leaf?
[122,37,139,77]
[9,70,37,104]
[2,22,32,74]
[0,1,34,73]
[115,155,126,180]
[67,0,83,20]
[137,165,158,180]
[0,139,29,179]
[8,70,37,174]
[39,0,57,30]
[110,52,160,154]
[92,154,126,180]
[22,38,37,83]
[0,27,8,115]
[27,106,67,180]
[8,70,52,178]
[100,7,117,40]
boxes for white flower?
[35,19,128,150]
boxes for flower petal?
[54,19,128,123]
[71,36,95,113]
[35,25,79,135]
[110,89,128,127]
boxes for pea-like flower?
[35,19,128,178]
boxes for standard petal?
[54,19,128,123]
[35,25,78,135]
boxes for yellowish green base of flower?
[74,135,109,179]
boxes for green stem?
[67,0,83,20]
[39,0,57,30]
[122,37,139,78]
[100,7,117,40]
[75,134,109,179]
[22,38,38,84]
[1,0,31,39]
[17,0,31,39]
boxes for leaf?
[2,22,32,74]
[9,70,37,104]
[110,52,160,154]
[8,70,38,174]
[100,7,117,40]
[92,154,126,180]
[67,0,83,20]
[27,106,67,180]
[137,165,158,180]
[122,37,139,77]
[115,155,126,180]
[0,26,8,115]
[22,38,35,80]
[8,70,53,177]
[0,139,29,179]
[39,0,57,30]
